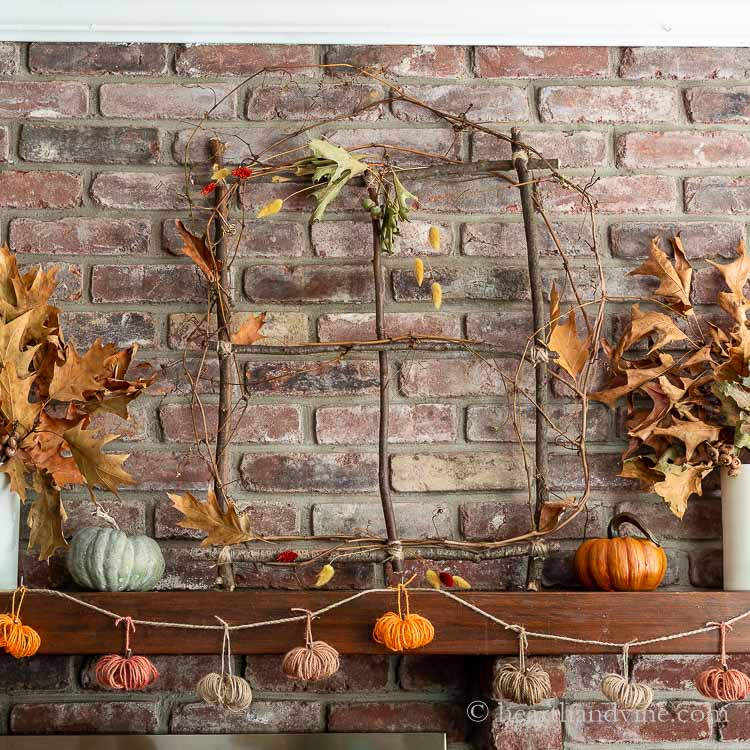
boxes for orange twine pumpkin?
[373,581,435,652]
[95,617,159,691]
[1,587,41,659]
[696,622,750,701]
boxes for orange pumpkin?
[574,513,667,591]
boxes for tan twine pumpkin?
[494,627,551,706]
[196,618,253,712]
[601,640,653,710]
[696,621,750,701]
[282,608,340,682]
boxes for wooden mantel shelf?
[1,591,747,655]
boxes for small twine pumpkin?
[282,609,340,682]
[601,642,652,710]
[196,618,253,712]
[696,622,750,701]
[1,588,41,659]
[372,582,435,652]
[493,628,551,706]
[95,617,159,691]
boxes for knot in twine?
[601,640,653,710]
[696,622,750,701]
[196,618,253,712]
[494,627,551,706]
[95,616,159,691]
[0,587,41,659]
[372,578,435,653]
[282,609,340,682]
[386,540,404,562]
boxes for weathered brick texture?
[1,41,742,746]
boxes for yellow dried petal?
[271,176,292,183]
[211,167,231,181]
[428,226,440,251]
[452,575,472,590]
[257,198,283,218]
[431,281,443,311]
[414,258,425,287]
[313,563,335,588]
[425,569,441,590]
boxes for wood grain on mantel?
[0,591,743,655]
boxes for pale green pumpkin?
[67,527,165,592]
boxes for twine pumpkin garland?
[95,616,160,691]
[696,622,750,701]
[372,582,435,652]
[282,609,340,681]
[196,618,253,712]
[1,587,41,659]
[601,641,653,710]
[494,628,551,706]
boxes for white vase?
[721,465,750,590]
[0,473,20,590]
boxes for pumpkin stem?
[607,512,660,546]
[92,502,120,530]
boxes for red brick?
[685,175,750,214]
[164,218,305,259]
[394,557,527,591]
[686,87,750,123]
[17,549,69,589]
[476,46,608,78]
[564,654,622,691]
[160,403,302,443]
[473,129,607,169]
[325,45,466,78]
[124,451,212,491]
[328,701,467,742]
[240,452,377,493]
[91,172,191,210]
[10,702,160,734]
[550,453,636,493]
[20,125,160,164]
[609,221,743,259]
[615,498,720,540]
[400,358,508,397]
[150,357,218,397]
[11,217,150,256]
[694,264,750,303]
[466,311,532,352]
[311,219,453,257]
[88,405,148,442]
[392,84,528,123]
[399,655,467,692]
[481,706,562,750]
[565,701,712,743]
[170,701,323,733]
[51,497,146,536]
[391,452,525,492]
[175,44,317,76]
[0,171,82,209]
[246,654,389,692]
[322,127,460,164]
[35,262,81,302]
[91,264,205,304]
[632,654,750,691]
[244,264,373,304]
[30,42,167,75]
[463,221,596,258]
[0,42,19,75]
[0,81,88,119]
[246,360,379,396]
[0,654,71,690]
[0,126,8,162]
[620,47,750,80]
[617,130,750,168]
[247,82,384,121]
[155,499,299,540]
[539,86,677,123]
[315,404,457,444]
[173,127,308,165]
[392,266,529,302]
[717,702,750,740]
[312,501,452,538]
[688,548,722,588]
[100,83,236,119]
[317,312,461,341]
[60,311,157,349]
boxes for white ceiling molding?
[2,0,749,45]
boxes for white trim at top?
[2,0,750,46]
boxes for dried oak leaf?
[168,489,255,546]
[547,308,589,379]
[613,304,688,361]
[175,219,220,283]
[26,410,85,488]
[538,497,578,533]
[48,339,116,402]
[653,463,710,519]
[0,456,28,502]
[707,240,750,323]
[27,472,67,561]
[629,238,693,316]
[591,356,675,409]
[231,312,266,346]
[0,364,42,434]
[651,418,722,461]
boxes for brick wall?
[0,42,745,747]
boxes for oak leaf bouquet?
[591,236,750,518]
[0,246,153,560]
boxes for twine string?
[517,627,528,672]
[290,608,315,648]
[215,617,233,678]
[114,616,135,657]
[621,639,637,682]
[707,621,731,670]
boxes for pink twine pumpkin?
[696,622,750,702]
[95,617,159,691]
